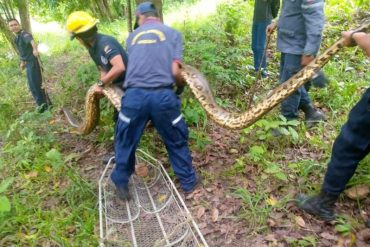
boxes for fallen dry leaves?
[53,115,370,247]
[345,184,369,200]
[211,208,219,222]
[295,216,306,228]
[196,206,206,219]
[135,163,149,177]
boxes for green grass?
[180,0,370,232]
[0,111,98,246]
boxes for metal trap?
[99,149,208,247]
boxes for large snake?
[63,21,370,135]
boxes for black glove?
[175,85,185,95]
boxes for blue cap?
[136,2,157,16]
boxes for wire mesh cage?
[99,149,208,247]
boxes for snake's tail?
[62,107,80,128]
[62,86,101,135]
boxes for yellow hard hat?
[66,11,99,36]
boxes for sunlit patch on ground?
[31,18,64,35]
[166,0,225,25]
[37,43,49,54]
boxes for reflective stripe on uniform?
[119,112,131,123]
[301,1,323,9]
[172,114,183,126]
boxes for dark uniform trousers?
[26,58,48,111]
[322,88,370,196]
[279,53,311,120]
[112,88,197,192]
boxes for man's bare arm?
[353,32,370,57]
[172,61,185,87]
[342,31,370,57]
[30,40,39,57]
[100,55,125,85]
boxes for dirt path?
[186,125,369,247]
[53,105,369,246]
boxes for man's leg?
[26,59,48,111]
[297,88,370,220]
[280,53,304,120]
[251,23,259,71]
[111,89,148,190]
[322,88,370,195]
[279,53,285,82]
[299,83,325,126]
[256,20,271,71]
[279,53,324,124]
[150,89,198,192]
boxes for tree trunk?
[151,0,163,22]
[18,0,32,33]
[135,0,163,22]
[0,14,17,53]
[92,0,106,20]
[0,1,15,20]
[7,1,16,19]
[101,0,114,21]
[90,0,99,17]
[92,0,114,21]
[111,0,125,18]
[126,0,133,32]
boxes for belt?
[125,86,174,91]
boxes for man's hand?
[172,61,186,87]
[301,55,315,66]
[33,49,39,57]
[20,61,26,71]
[93,84,104,96]
[341,31,357,47]
[30,41,39,57]
[266,22,277,35]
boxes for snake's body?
[63,22,370,135]
[62,85,123,134]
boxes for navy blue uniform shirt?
[277,0,324,56]
[254,0,273,22]
[15,30,36,61]
[124,19,183,89]
[88,34,128,85]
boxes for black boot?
[116,186,131,201]
[295,191,338,221]
[301,104,326,128]
[311,70,329,88]
[184,175,202,195]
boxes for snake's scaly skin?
[64,22,369,135]
[62,85,123,134]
